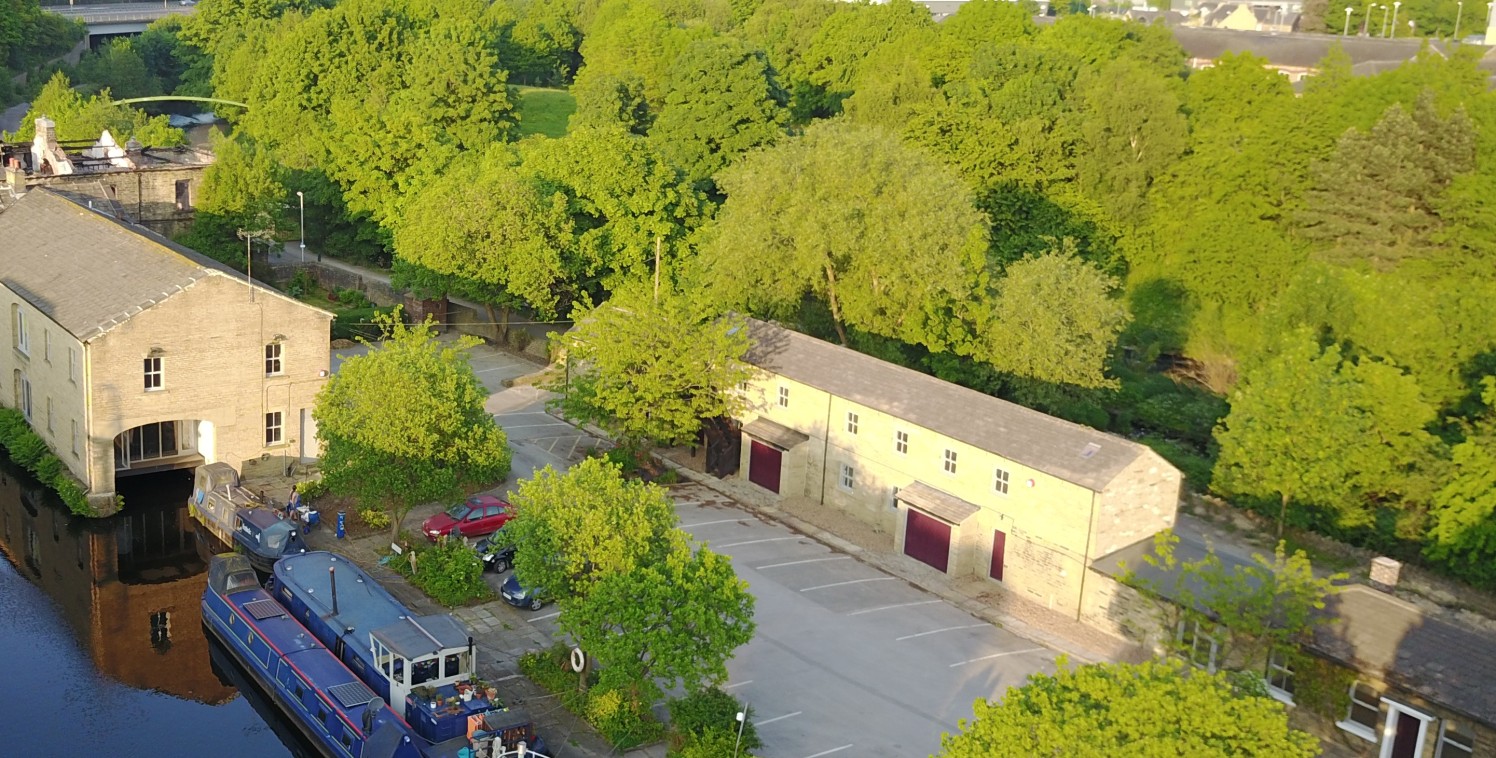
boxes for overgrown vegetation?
[519,645,666,750]
[389,536,490,607]
[0,407,99,516]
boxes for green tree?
[562,540,756,705]
[10,72,184,145]
[182,0,331,56]
[135,17,214,97]
[1297,93,1476,271]
[1425,378,1496,586]
[1068,58,1187,227]
[802,0,932,115]
[935,659,1319,758]
[501,458,680,602]
[314,312,512,542]
[649,36,788,187]
[735,0,842,121]
[1212,330,1440,534]
[73,38,161,100]
[504,0,582,85]
[572,0,708,113]
[701,120,988,349]
[973,243,1128,389]
[179,132,287,268]
[548,287,754,450]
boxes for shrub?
[332,306,390,341]
[587,687,665,750]
[295,478,329,499]
[668,688,760,753]
[287,270,316,298]
[0,407,96,515]
[670,727,755,758]
[653,468,680,485]
[335,287,373,308]
[356,507,390,530]
[396,537,488,607]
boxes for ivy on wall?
[0,407,107,516]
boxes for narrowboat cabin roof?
[374,615,470,660]
[275,552,470,656]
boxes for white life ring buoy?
[570,647,586,673]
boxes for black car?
[475,535,516,573]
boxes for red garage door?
[747,440,782,494]
[904,509,951,573]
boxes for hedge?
[0,407,102,516]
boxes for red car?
[422,495,514,542]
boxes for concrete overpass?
[44,2,196,44]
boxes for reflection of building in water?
[0,464,234,704]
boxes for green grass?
[514,86,576,138]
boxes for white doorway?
[1379,699,1434,758]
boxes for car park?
[500,573,547,611]
[421,495,513,542]
[474,535,516,573]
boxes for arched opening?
[114,420,205,478]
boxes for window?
[71,420,79,457]
[17,374,31,421]
[14,307,28,355]
[1338,681,1380,742]
[777,385,789,408]
[737,381,749,392]
[839,463,855,491]
[150,611,171,647]
[994,467,1010,495]
[943,448,958,475]
[174,179,192,210]
[845,412,859,434]
[143,357,163,391]
[1264,650,1295,704]
[265,342,283,376]
[1437,720,1475,757]
[894,429,908,455]
[43,330,50,362]
[68,347,78,383]
[45,397,52,433]
[890,485,901,509]
[1176,619,1220,673]
[265,411,283,446]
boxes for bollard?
[336,511,346,539]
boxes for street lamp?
[1344,6,1355,34]
[1381,3,1391,35]
[296,190,305,263]
[1391,0,1401,36]
[733,711,747,757]
[1454,1,1464,39]
[1362,1,1376,33]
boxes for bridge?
[44,2,196,42]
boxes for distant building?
[1,116,212,237]
[0,188,332,511]
[734,319,1182,620]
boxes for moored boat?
[190,462,307,572]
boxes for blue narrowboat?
[203,552,548,758]
[190,462,308,572]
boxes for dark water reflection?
[0,460,313,757]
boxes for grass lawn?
[514,86,576,138]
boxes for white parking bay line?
[757,711,802,726]
[531,611,562,621]
[714,536,800,549]
[680,518,741,529]
[723,680,753,690]
[846,599,942,616]
[895,623,988,641]
[800,577,894,592]
[756,556,850,570]
[801,745,854,758]
[948,647,1046,668]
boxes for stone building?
[734,319,1182,619]
[0,188,332,510]
[1,117,213,237]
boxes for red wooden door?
[904,509,951,573]
[990,529,1007,581]
[747,440,782,494]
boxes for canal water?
[0,459,314,756]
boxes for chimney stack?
[1370,556,1402,593]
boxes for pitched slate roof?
[1095,537,1496,728]
[742,319,1154,492]
[0,188,325,342]
[1173,26,1453,70]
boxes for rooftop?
[743,319,1154,492]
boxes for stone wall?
[27,160,208,237]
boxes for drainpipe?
[818,391,834,505]
[1077,491,1098,622]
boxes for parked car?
[500,572,547,611]
[421,495,513,542]
[474,535,516,573]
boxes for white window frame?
[1380,699,1435,758]
[777,385,789,408]
[1175,619,1220,673]
[18,375,32,421]
[737,381,749,392]
[265,411,284,446]
[994,467,1010,495]
[1436,720,1475,758]
[46,396,53,433]
[265,342,283,376]
[943,448,957,475]
[890,485,901,510]
[845,412,859,435]
[15,308,28,356]
[839,463,854,491]
[43,330,50,362]
[143,356,163,391]
[894,429,908,455]
[1338,681,1381,743]
[68,347,78,383]
[1264,649,1295,705]
[71,419,79,457]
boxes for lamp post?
[1390,0,1401,36]
[1380,3,1391,35]
[733,711,747,757]
[1362,1,1376,33]
[1454,1,1463,39]
[1344,6,1355,34]
[296,190,305,263]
